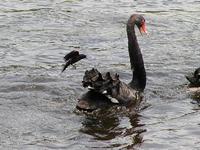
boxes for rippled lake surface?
[0,0,200,149]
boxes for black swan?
[186,67,200,87]
[186,67,200,97]
[62,14,147,111]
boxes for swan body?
[82,68,141,106]
[63,14,147,111]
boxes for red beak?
[139,23,147,35]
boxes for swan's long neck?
[126,18,146,91]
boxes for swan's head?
[135,15,147,35]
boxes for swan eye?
[141,19,145,26]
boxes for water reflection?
[79,108,146,149]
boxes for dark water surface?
[0,0,200,149]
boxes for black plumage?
[62,50,86,72]
[186,67,200,87]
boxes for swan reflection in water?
[78,107,146,149]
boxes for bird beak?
[139,23,147,35]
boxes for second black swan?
[186,67,200,87]
[63,14,147,111]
